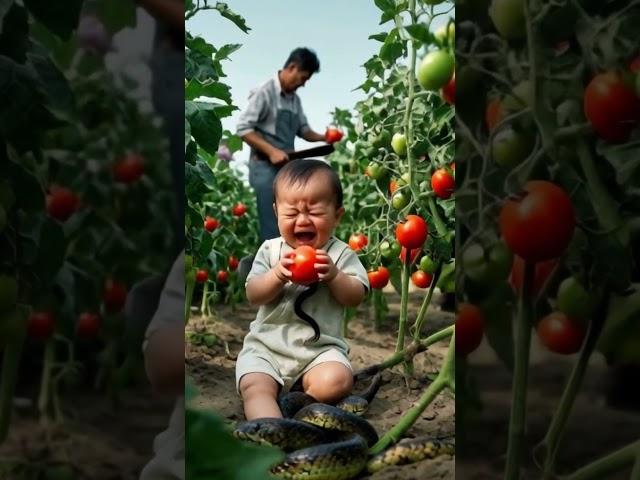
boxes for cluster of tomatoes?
[46,153,146,223]
[457,181,586,356]
[194,201,248,287]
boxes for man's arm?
[301,129,326,143]
[241,132,289,166]
[137,0,184,31]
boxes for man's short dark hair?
[284,47,320,74]
[273,159,342,207]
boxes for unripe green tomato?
[419,255,438,274]
[392,192,409,210]
[489,0,526,40]
[379,240,401,259]
[491,127,534,168]
[417,50,455,91]
[557,277,593,322]
[391,133,407,156]
[502,80,533,113]
[373,129,391,148]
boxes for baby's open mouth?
[294,231,317,243]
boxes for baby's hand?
[273,255,294,283]
[315,250,338,282]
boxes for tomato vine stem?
[369,330,455,456]
[504,260,535,480]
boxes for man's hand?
[269,148,289,165]
[315,250,339,282]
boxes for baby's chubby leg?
[239,373,282,420]
[302,361,354,404]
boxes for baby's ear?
[335,206,345,223]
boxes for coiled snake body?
[234,374,454,479]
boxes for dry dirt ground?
[186,287,455,480]
[0,375,176,479]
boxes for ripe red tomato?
[348,233,368,252]
[456,303,484,356]
[499,181,575,262]
[103,279,127,313]
[204,216,219,232]
[368,266,390,289]
[325,127,344,144]
[411,270,433,288]
[195,269,209,283]
[431,168,455,199]
[217,270,229,283]
[76,312,100,340]
[232,202,247,216]
[537,312,584,354]
[228,256,239,271]
[287,245,318,284]
[510,256,558,296]
[583,72,640,143]
[441,73,455,105]
[113,154,145,184]
[396,215,428,249]
[28,311,55,340]
[485,97,504,132]
[46,186,79,222]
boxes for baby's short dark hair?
[273,159,343,207]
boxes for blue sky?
[187,1,452,170]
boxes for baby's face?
[274,171,344,249]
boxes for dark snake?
[294,281,321,344]
[233,373,455,479]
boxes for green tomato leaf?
[186,101,223,155]
[214,3,251,33]
[405,23,431,43]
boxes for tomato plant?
[103,279,127,314]
[431,168,455,199]
[441,73,455,105]
[457,1,640,477]
[368,266,390,289]
[348,233,368,252]
[417,50,455,91]
[232,202,247,217]
[536,312,585,355]
[113,153,145,184]
[396,215,428,249]
[583,72,640,143]
[411,270,433,289]
[204,216,219,232]
[499,181,575,262]
[76,313,101,340]
[196,270,209,283]
[456,304,484,356]
[27,312,55,341]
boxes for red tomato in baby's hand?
[288,246,318,284]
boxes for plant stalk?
[504,261,535,480]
